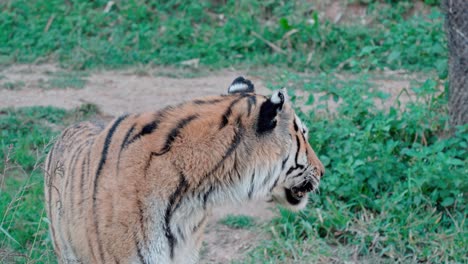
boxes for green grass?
[39,71,88,89]
[1,1,466,263]
[1,80,25,90]
[219,215,256,229]
[0,0,446,74]
[0,105,99,263]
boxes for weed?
[1,81,25,90]
[219,215,256,229]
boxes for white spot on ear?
[271,91,282,104]
[271,88,288,104]
[228,76,255,94]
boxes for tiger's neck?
[143,163,282,263]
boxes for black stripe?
[135,235,146,264]
[294,135,301,164]
[141,120,161,137]
[281,155,289,170]
[78,150,89,212]
[192,215,206,233]
[152,115,198,156]
[177,226,185,242]
[116,124,136,173]
[195,126,244,205]
[202,186,214,210]
[79,140,93,216]
[301,132,309,157]
[220,95,249,129]
[293,119,299,132]
[60,124,79,140]
[171,186,189,213]
[285,135,305,176]
[120,124,136,150]
[66,140,88,181]
[286,166,295,176]
[92,114,128,263]
[247,95,256,116]
[124,111,168,149]
[269,175,281,192]
[286,164,305,176]
[208,127,243,175]
[226,157,237,185]
[143,155,154,179]
[64,139,89,254]
[164,173,189,259]
[196,126,244,196]
[262,170,273,186]
[135,192,147,264]
[68,139,89,186]
[69,141,89,218]
[248,172,255,199]
[63,124,85,142]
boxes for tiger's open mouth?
[284,177,316,205]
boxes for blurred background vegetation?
[1,0,466,263]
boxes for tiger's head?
[227,76,325,211]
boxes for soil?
[0,64,431,263]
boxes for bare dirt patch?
[0,64,271,115]
[202,201,275,263]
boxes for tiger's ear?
[228,76,255,94]
[257,88,288,134]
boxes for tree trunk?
[443,0,468,127]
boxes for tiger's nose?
[306,144,325,178]
[314,160,325,178]
[318,166,325,178]
[312,155,325,178]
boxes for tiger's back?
[45,77,325,263]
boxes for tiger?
[44,76,325,264]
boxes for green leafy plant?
[219,215,256,229]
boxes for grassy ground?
[0,105,99,263]
[1,0,467,263]
[1,0,445,74]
